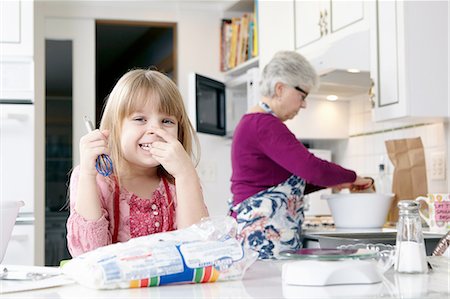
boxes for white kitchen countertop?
[2,257,449,298]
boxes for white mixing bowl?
[1,200,24,262]
[321,193,394,228]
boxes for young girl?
[66,69,208,257]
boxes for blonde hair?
[100,69,200,183]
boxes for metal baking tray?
[302,232,442,256]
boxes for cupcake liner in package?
[62,216,258,289]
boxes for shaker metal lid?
[397,200,420,211]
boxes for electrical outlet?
[430,151,446,181]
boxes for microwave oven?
[190,73,226,136]
[188,68,260,137]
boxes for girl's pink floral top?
[66,166,177,257]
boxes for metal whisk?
[84,116,113,176]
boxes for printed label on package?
[179,239,244,269]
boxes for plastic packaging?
[394,200,428,274]
[62,217,258,289]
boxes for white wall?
[315,96,449,194]
[38,2,230,219]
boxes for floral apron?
[229,175,306,259]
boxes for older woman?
[230,51,373,259]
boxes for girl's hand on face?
[149,128,194,178]
[79,129,110,176]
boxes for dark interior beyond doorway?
[95,21,176,124]
[45,39,73,266]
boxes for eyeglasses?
[293,86,308,101]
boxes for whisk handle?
[83,116,113,177]
[84,116,95,132]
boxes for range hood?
[312,69,371,100]
[303,30,372,101]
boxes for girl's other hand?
[150,128,195,178]
[79,129,110,176]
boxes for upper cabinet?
[294,0,366,49]
[369,1,448,122]
[0,0,34,56]
[0,0,34,101]
[258,1,370,70]
[258,0,295,68]
[294,1,329,48]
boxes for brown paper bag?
[385,137,428,224]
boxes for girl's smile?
[121,103,178,168]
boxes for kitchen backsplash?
[313,96,448,194]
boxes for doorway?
[95,20,177,124]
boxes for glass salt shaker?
[394,200,428,274]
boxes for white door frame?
[45,18,95,166]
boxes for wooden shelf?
[224,0,254,12]
[224,56,259,78]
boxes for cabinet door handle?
[10,234,29,242]
[0,113,29,122]
[318,11,323,36]
[369,79,376,108]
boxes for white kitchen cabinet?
[294,0,365,50]
[258,0,295,68]
[0,104,34,213]
[369,1,448,122]
[0,1,20,43]
[0,0,34,56]
[330,1,365,33]
[294,0,329,48]
[0,57,34,101]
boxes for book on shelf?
[220,11,258,72]
[220,19,232,72]
[253,0,258,58]
[228,17,240,70]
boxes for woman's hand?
[350,176,375,192]
[149,128,196,179]
[331,176,374,192]
[79,129,110,177]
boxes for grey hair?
[260,51,318,98]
